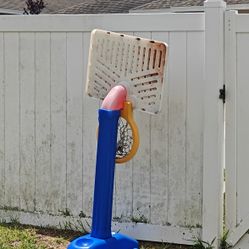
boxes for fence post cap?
[204,0,226,8]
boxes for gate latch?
[219,84,226,104]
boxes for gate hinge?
[219,84,226,103]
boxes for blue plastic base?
[67,233,139,249]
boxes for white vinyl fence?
[3,1,249,248]
[0,13,205,244]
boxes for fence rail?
[0,14,204,32]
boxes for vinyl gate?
[204,5,249,248]
[225,10,249,249]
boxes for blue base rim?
[67,233,139,249]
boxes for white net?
[116,117,133,159]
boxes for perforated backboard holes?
[86,29,168,114]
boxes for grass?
[0,223,191,249]
[0,223,72,249]
[190,237,215,249]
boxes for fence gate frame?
[204,2,249,248]
[202,1,226,249]
[225,9,249,248]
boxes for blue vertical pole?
[91,109,120,239]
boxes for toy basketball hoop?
[68,29,168,249]
[87,29,167,163]
[86,29,167,114]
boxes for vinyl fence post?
[203,0,226,248]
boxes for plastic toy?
[68,29,168,249]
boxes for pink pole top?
[101,85,127,111]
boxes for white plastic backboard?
[86,29,168,114]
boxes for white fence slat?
[132,31,152,223]
[82,32,99,218]
[235,33,249,224]
[0,33,4,206]
[167,32,187,226]
[66,32,84,216]
[19,33,35,212]
[185,31,204,226]
[4,32,20,209]
[114,32,134,221]
[115,161,133,220]
[225,10,237,236]
[50,33,67,215]
[150,31,169,225]
[35,32,52,212]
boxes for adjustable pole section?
[91,109,120,239]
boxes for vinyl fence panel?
[0,13,205,244]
